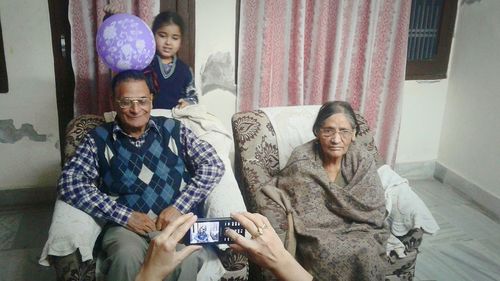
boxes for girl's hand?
[177,99,189,109]
[135,213,201,281]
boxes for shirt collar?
[112,117,161,140]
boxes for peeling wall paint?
[0,119,47,143]
[200,52,236,95]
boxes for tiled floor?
[0,204,55,281]
[0,178,499,281]
[411,179,500,281]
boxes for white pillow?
[261,105,321,169]
[166,105,247,218]
[39,200,103,265]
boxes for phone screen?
[185,217,245,245]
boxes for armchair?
[231,106,424,281]
[43,113,249,281]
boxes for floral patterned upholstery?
[231,109,423,281]
[53,114,248,281]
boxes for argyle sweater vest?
[90,117,190,215]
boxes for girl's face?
[154,24,182,63]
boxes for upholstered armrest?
[64,114,105,161]
[397,228,424,253]
[232,110,281,212]
[385,228,424,279]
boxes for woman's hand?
[135,213,201,281]
[225,212,313,281]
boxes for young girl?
[144,11,198,109]
[104,7,198,109]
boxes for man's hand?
[127,211,156,236]
[135,213,201,281]
[156,206,182,231]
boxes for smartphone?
[184,217,246,245]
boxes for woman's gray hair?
[312,101,359,137]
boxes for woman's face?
[317,113,355,162]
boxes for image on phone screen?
[186,218,245,245]
[189,221,220,244]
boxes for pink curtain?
[237,0,410,165]
[69,0,158,116]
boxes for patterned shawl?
[267,139,389,280]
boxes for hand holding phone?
[184,217,246,245]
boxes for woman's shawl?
[279,140,386,232]
[264,140,389,280]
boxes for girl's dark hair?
[312,101,360,137]
[152,11,185,35]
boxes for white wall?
[195,0,237,131]
[0,1,60,190]
[438,0,500,197]
[396,80,448,164]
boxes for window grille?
[406,0,457,80]
[408,0,444,61]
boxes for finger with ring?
[257,226,264,236]
[251,226,264,239]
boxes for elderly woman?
[275,101,389,280]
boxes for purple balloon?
[96,14,156,72]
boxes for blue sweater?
[90,117,190,215]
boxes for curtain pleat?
[237,0,411,165]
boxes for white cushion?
[261,105,321,169]
[39,200,103,265]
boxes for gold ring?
[251,233,262,239]
[257,226,264,236]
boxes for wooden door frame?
[48,0,74,163]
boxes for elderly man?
[57,70,224,281]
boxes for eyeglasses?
[116,97,152,109]
[319,128,354,140]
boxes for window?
[405,0,457,80]
[0,20,8,93]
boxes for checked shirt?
[58,118,224,226]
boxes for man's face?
[113,80,152,138]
